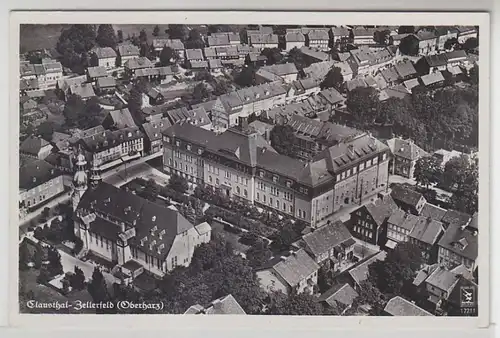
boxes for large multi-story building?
[20,60,63,89]
[162,120,391,227]
[211,83,287,132]
[71,151,211,278]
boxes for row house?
[92,47,117,69]
[151,39,185,60]
[255,63,299,84]
[124,56,154,78]
[352,27,377,46]
[349,193,398,245]
[141,118,172,155]
[456,26,478,44]
[211,82,287,132]
[386,137,429,179]
[331,26,351,45]
[285,30,306,51]
[19,158,64,210]
[162,121,391,228]
[248,33,279,50]
[86,66,108,84]
[347,46,395,77]
[117,44,140,64]
[207,32,240,47]
[73,178,211,278]
[20,61,63,89]
[255,249,320,295]
[306,29,330,51]
[414,30,438,55]
[435,26,459,52]
[408,217,445,264]
[390,184,427,215]
[134,66,175,84]
[385,210,420,249]
[76,127,144,171]
[437,221,478,271]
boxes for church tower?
[89,158,103,188]
[72,146,88,212]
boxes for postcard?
[9,10,490,331]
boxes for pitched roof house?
[384,296,433,316]
[390,184,426,215]
[317,283,359,312]
[102,108,137,130]
[184,294,246,315]
[20,136,53,159]
[386,137,429,179]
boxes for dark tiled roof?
[186,294,246,315]
[286,31,305,42]
[20,136,51,156]
[302,221,354,258]
[166,106,211,128]
[408,216,444,245]
[141,119,172,142]
[384,296,433,316]
[415,30,437,41]
[124,57,153,70]
[87,66,108,79]
[78,182,194,260]
[390,184,425,208]
[380,67,401,83]
[438,224,478,261]
[93,47,117,59]
[307,29,329,40]
[363,195,399,226]
[118,44,140,57]
[105,108,136,129]
[69,83,96,99]
[185,49,204,60]
[348,251,386,285]
[420,203,447,222]
[20,78,39,91]
[425,54,448,67]
[445,50,468,61]
[318,283,359,308]
[420,72,445,86]
[442,210,472,227]
[97,76,116,88]
[152,39,184,50]
[425,265,460,293]
[386,138,428,161]
[19,159,61,191]
[80,127,143,152]
[394,61,417,78]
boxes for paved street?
[58,248,119,285]
[388,174,453,198]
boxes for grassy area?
[20,24,69,53]
[113,24,170,41]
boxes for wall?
[294,196,312,223]
[205,160,253,202]
[438,246,475,271]
[87,231,116,261]
[311,188,335,225]
[164,226,210,272]
[256,269,289,295]
[286,41,305,51]
[99,57,116,69]
[21,175,64,209]
[254,177,295,216]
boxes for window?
[244,189,248,197]
[175,141,180,146]
[273,175,278,183]
[365,160,370,168]
[276,199,279,208]
[283,202,286,211]
[382,153,387,161]
[297,209,301,217]
[270,197,273,206]
[225,171,231,179]
[341,172,346,179]
[360,162,365,170]
[187,144,192,151]
[373,157,378,165]
[216,178,219,185]
[337,174,341,181]
[347,169,351,176]
[209,175,213,183]
[286,181,292,188]
[236,186,241,195]
[289,205,293,213]
[263,195,266,202]
[198,149,203,155]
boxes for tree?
[346,86,379,126]
[413,156,443,188]
[212,80,232,96]
[320,66,344,91]
[444,37,459,50]
[78,97,103,129]
[208,24,232,34]
[168,24,189,41]
[270,125,297,157]
[399,35,419,56]
[267,292,323,315]
[127,85,143,116]
[19,240,31,270]
[185,29,205,49]
[56,25,96,72]
[139,29,148,44]
[448,157,478,214]
[192,82,211,104]
[468,64,479,86]
[346,281,386,316]
[96,24,117,48]
[246,239,273,268]
[233,66,255,87]
[260,48,283,65]
[140,43,152,60]
[47,246,63,277]
[117,29,124,43]
[462,37,478,51]
[374,30,391,45]
[159,46,177,66]
[37,121,56,141]
[88,267,110,305]
[442,155,470,189]
[63,94,85,127]
[168,173,189,194]
[153,25,160,37]
[398,26,415,34]
[287,47,308,70]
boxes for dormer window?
[273,175,278,183]
[187,144,192,151]
[198,149,203,155]
[286,180,292,188]
[164,136,170,142]
[175,141,180,146]
[259,171,264,178]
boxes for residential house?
[389,33,412,46]
[456,26,478,44]
[380,67,401,86]
[117,44,140,65]
[248,120,273,142]
[69,83,96,100]
[208,59,223,74]
[441,210,472,230]
[306,29,330,51]
[386,137,429,179]
[74,181,211,277]
[141,118,172,155]
[415,30,438,55]
[408,216,445,264]
[386,210,421,249]
[134,66,175,84]
[331,26,351,45]
[378,85,412,102]
[76,127,144,171]
[394,60,418,80]
[102,108,137,130]
[285,30,306,51]
[191,100,218,120]
[95,77,117,95]
[245,53,268,68]
[124,57,154,77]
[317,283,359,314]
[420,71,445,88]
[302,60,336,83]
[162,123,391,227]
[416,53,449,74]
[184,294,246,315]
[437,221,478,271]
[211,82,287,132]
[287,78,321,102]
[248,34,279,50]
[334,61,354,82]
[346,78,368,92]
[20,136,53,160]
[207,33,240,47]
[57,75,87,98]
[152,39,185,60]
[19,157,64,210]
[86,66,108,83]
[294,220,356,270]
[390,184,426,215]
[255,63,299,84]
[92,47,117,69]
[384,296,433,316]
[20,78,40,96]
[420,202,447,222]
[348,251,386,290]
[347,46,394,76]
[165,106,212,130]
[445,50,468,67]
[435,27,459,51]
[349,194,398,245]
[20,61,63,89]
[352,27,377,46]
[185,49,204,67]
[424,265,461,313]
[255,249,320,295]
[403,78,420,92]
[299,46,331,64]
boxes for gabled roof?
[346,78,368,92]
[362,195,399,226]
[390,184,425,209]
[118,44,140,57]
[185,294,246,315]
[166,106,211,128]
[379,85,411,101]
[394,60,417,78]
[404,78,420,91]
[185,49,204,60]
[302,221,354,258]
[307,29,329,41]
[318,283,359,308]
[425,265,460,293]
[19,159,61,191]
[141,119,172,142]
[208,58,223,69]
[105,108,136,129]
[285,31,305,43]
[97,76,116,88]
[408,216,444,245]
[57,76,87,92]
[420,203,447,222]
[384,296,433,316]
[258,249,319,288]
[299,46,330,61]
[93,47,117,59]
[302,60,336,82]
[69,83,96,99]
[78,182,194,260]
[438,224,478,262]
[348,251,386,285]
[259,63,299,76]
[152,38,184,50]
[445,50,468,62]
[249,33,279,45]
[331,26,350,37]
[441,209,472,227]
[87,66,108,79]
[20,136,51,156]
[20,78,39,91]
[415,30,437,41]
[386,138,429,161]
[124,57,153,70]
[424,53,448,67]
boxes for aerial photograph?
[18,23,479,316]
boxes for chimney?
[120,222,126,233]
[239,116,249,133]
[280,256,287,261]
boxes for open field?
[20,24,68,53]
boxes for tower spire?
[72,145,88,212]
[90,157,102,187]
